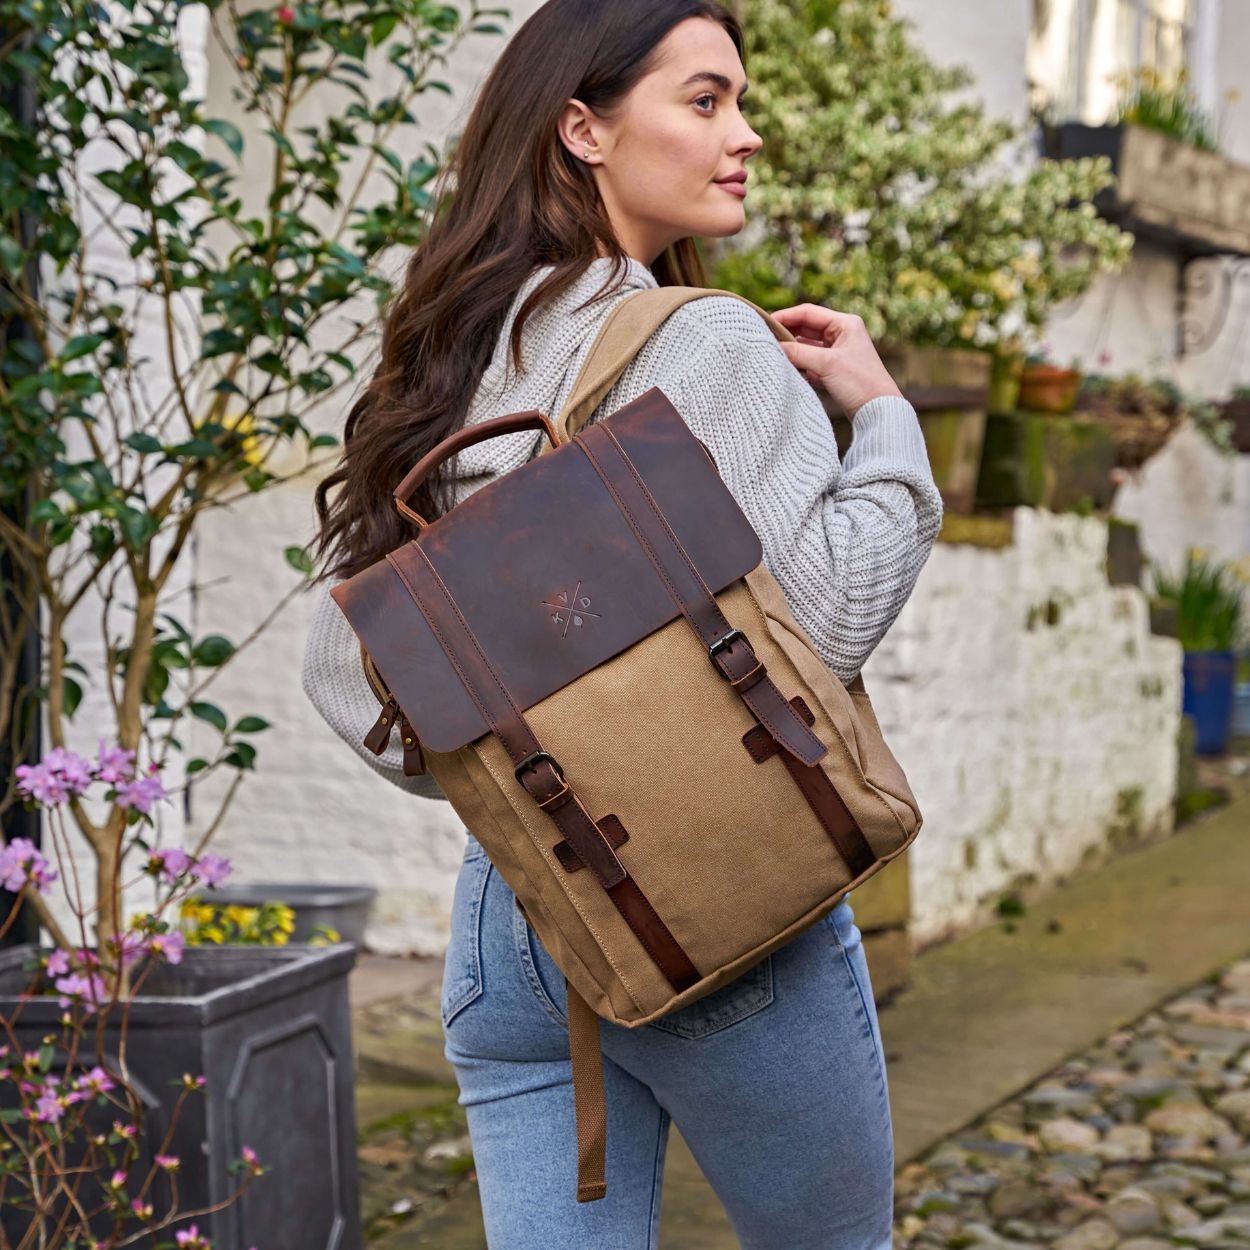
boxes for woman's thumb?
[779,339,830,378]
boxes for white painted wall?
[863,509,1182,949]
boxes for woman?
[302,1,942,1246]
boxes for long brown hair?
[310,0,743,584]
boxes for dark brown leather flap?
[330,387,762,752]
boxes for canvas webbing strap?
[565,978,608,1202]
[550,285,795,444]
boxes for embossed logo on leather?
[543,582,601,638]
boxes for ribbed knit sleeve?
[300,578,450,802]
[654,300,944,685]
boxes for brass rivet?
[404,737,413,746]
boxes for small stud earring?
[582,149,590,160]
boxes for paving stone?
[1052,1217,1120,1250]
[1146,1104,1235,1140]
[1041,1118,1103,1152]
[1106,1187,1165,1235]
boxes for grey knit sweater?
[301,256,943,802]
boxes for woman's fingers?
[772,303,863,344]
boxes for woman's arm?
[659,299,943,685]
[300,578,449,802]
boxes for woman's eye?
[694,94,716,112]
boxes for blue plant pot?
[1182,651,1237,756]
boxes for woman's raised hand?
[771,303,903,421]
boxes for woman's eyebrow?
[679,70,749,96]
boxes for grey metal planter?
[0,942,360,1250]
[188,882,378,947]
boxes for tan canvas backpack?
[330,286,923,1203]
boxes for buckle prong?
[514,750,564,784]
[708,628,746,674]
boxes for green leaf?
[232,716,271,733]
[369,13,398,44]
[186,758,211,774]
[62,676,83,718]
[116,505,157,551]
[284,544,314,576]
[225,742,257,770]
[62,333,105,363]
[203,118,244,160]
[189,701,228,734]
[123,431,164,455]
[192,635,235,667]
[31,499,64,523]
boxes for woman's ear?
[557,98,601,165]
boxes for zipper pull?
[364,695,399,755]
[397,709,427,776]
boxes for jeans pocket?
[645,955,775,1040]
[440,840,492,1029]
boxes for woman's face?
[559,17,763,266]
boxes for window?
[1029,0,1210,124]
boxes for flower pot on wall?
[1018,364,1083,414]
[1182,651,1237,756]
[0,943,361,1250]
[875,344,992,515]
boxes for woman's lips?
[715,179,747,198]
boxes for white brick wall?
[863,508,1181,948]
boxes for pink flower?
[112,929,148,968]
[115,766,168,816]
[175,1223,210,1248]
[76,1065,115,1096]
[109,1169,127,1187]
[155,1152,180,1170]
[15,761,71,805]
[45,949,70,977]
[44,747,94,793]
[132,1198,154,1219]
[149,846,191,882]
[192,854,232,887]
[277,5,294,23]
[54,972,108,1013]
[1,838,59,894]
[34,1079,65,1123]
[94,739,136,784]
[147,931,185,965]
[112,1118,137,1138]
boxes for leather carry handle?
[393,410,561,528]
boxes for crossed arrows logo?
[543,581,601,639]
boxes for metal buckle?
[514,750,565,785]
[708,628,746,675]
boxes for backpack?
[330,285,923,1203]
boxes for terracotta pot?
[1018,364,1082,415]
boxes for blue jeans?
[440,832,895,1250]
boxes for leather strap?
[744,697,877,877]
[386,543,701,993]
[566,978,608,1202]
[576,422,828,768]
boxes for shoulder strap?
[550,286,795,445]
